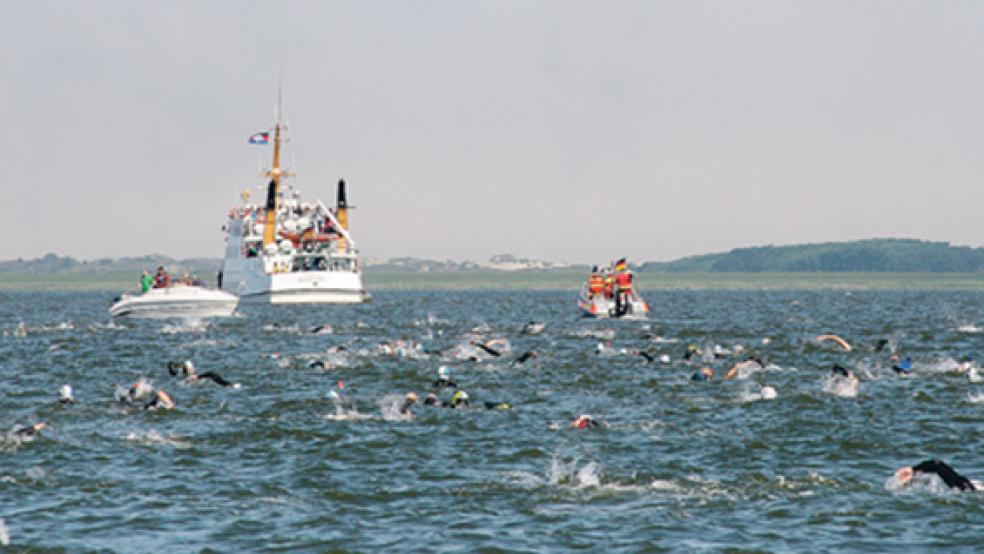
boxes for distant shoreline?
[2,271,984,292]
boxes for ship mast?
[262,88,284,249]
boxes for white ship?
[219,103,370,304]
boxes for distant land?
[640,239,984,273]
[3,239,984,276]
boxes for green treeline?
[641,239,984,273]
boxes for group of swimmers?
[9,322,981,496]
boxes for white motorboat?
[218,96,370,304]
[577,261,650,319]
[109,285,239,319]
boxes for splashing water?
[378,394,413,422]
[821,375,858,398]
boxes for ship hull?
[109,287,239,319]
[221,260,368,305]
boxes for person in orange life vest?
[603,272,615,300]
[615,270,634,315]
[587,266,605,298]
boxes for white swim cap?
[760,386,777,400]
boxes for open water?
[1,289,984,552]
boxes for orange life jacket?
[616,272,633,291]
[588,274,604,293]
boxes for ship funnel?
[336,179,349,232]
[336,179,348,209]
[263,178,278,246]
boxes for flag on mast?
[248,131,270,145]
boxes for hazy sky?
[3,1,984,263]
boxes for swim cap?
[438,366,449,378]
[899,359,912,371]
[451,390,468,405]
[406,392,418,402]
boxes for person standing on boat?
[603,271,616,300]
[153,266,171,288]
[140,269,154,293]
[615,269,634,316]
[587,267,605,299]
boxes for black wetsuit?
[831,364,851,378]
[514,351,538,365]
[473,342,502,358]
[196,372,232,387]
[638,351,655,363]
[167,362,187,377]
[12,425,41,438]
[399,399,415,415]
[483,401,510,410]
[874,339,890,352]
[913,459,976,491]
[424,395,445,407]
[433,377,458,388]
[143,396,166,411]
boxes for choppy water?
[2,289,984,551]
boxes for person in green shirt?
[140,269,154,293]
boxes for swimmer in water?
[570,414,600,429]
[449,390,469,409]
[59,384,74,404]
[144,389,175,411]
[433,366,458,388]
[483,400,511,410]
[894,459,978,491]
[471,341,502,358]
[520,321,545,335]
[683,344,701,361]
[424,392,446,407]
[118,379,154,403]
[889,355,912,375]
[399,392,418,417]
[513,351,538,366]
[831,364,854,379]
[692,367,714,381]
[10,422,47,438]
[726,356,765,379]
[177,361,235,387]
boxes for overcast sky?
[3,1,983,263]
